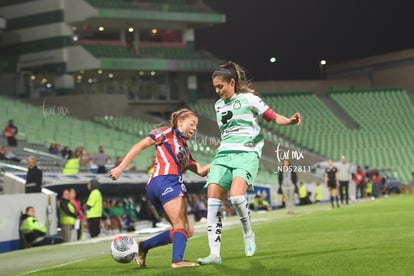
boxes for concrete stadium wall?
[0,176,58,253]
[327,48,414,93]
[253,78,372,95]
[371,65,414,92]
[0,74,21,97]
[197,77,372,99]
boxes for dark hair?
[169,108,196,128]
[89,179,100,189]
[212,61,255,93]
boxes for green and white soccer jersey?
[215,93,269,157]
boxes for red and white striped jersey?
[147,126,195,182]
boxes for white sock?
[206,198,222,258]
[230,195,253,237]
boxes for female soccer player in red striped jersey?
[109,108,210,268]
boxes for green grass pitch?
[2,194,413,275]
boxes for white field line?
[16,259,86,275]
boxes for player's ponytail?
[212,61,255,93]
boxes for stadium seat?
[191,88,414,184]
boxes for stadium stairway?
[318,94,359,129]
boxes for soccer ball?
[110,235,138,264]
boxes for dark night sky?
[195,0,414,81]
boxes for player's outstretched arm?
[186,162,211,177]
[109,137,155,180]
[272,112,302,126]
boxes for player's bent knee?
[169,229,188,241]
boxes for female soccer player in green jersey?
[197,61,302,265]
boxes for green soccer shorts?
[206,151,259,192]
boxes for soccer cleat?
[244,232,256,257]
[135,241,147,268]
[197,255,222,265]
[171,260,200,268]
